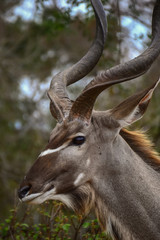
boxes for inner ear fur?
[110,79,160,127]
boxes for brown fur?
[120,128,160,170]
[69,183,95,216]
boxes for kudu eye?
[72,136,86,146]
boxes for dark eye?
[72,136,86,146]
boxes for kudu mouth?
[18,181,56,203]
[18,180,79,210]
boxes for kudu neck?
[91,133,160,240]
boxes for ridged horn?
[69,0,160,121]
[48,0,107,122]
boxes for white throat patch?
[74,173,85,186]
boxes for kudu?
[18,0,160,239]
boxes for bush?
[0,201,111,240]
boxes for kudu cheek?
[54,177,75,194]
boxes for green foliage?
[0,202,109,240]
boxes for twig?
[73,215,87,240]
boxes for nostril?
[18,185,31,199]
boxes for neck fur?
[120,128,160,171]
[68,183,133,240]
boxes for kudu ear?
[111,79,160,127]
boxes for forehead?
[51,120,87,137]
[48,120,89,148]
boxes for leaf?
[82,221,91,228]
[62,223,71,232]
[20,223,29,228]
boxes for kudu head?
[18,0,160,213]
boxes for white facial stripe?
[86,158,90,166]
[74,173,85,186]
[39,143,67,157]
[39,132,86,158]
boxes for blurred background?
[0,0,160,239]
